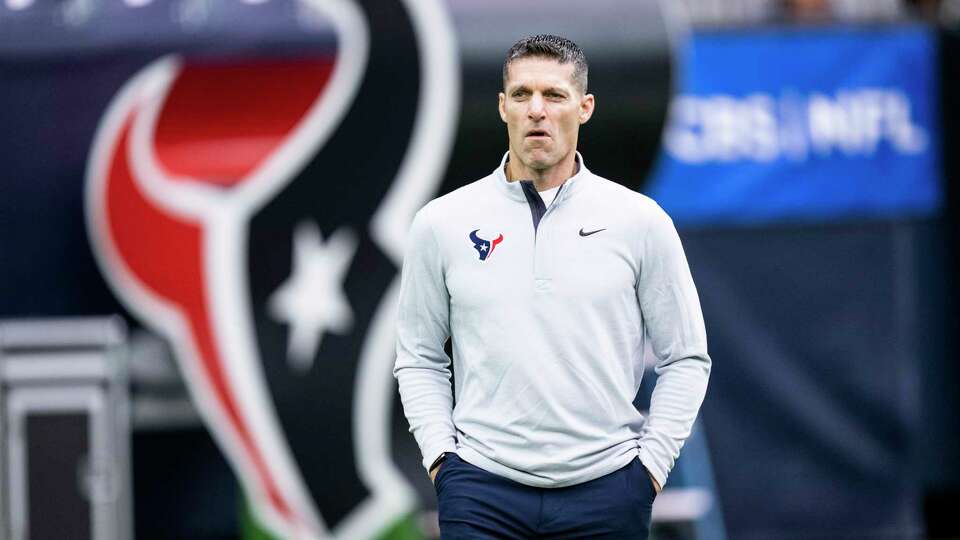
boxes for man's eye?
[512,91,528,98]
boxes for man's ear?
[579,93,595,124]
[498,92,508,123]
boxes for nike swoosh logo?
[579,228,606,237]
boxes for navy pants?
[435,454,656,539]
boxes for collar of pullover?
[492,151,589,204]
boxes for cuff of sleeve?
[421,440,458,472]
[637,445,668,490]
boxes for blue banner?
[646,25,941,226]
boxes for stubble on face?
[499,58,594,188]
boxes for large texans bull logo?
[84,0,458,537]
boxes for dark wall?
[681,220,945,539]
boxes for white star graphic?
[480,244,488,251]
[268,220,358,372]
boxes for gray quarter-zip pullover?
[394,152,711,489]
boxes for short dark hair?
[503,34,588,94]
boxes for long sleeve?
[393,207,459,471]
[635,205,712,489]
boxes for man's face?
[499,57,594,175]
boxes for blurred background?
[2,0,959,538]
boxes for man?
[394,35,711,539]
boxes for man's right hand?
[429,464,441,484]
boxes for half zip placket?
[520,179,562,292]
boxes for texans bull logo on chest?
[84,0,458,537]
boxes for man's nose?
[528,94,546,119]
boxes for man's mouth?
[526,129,549,138]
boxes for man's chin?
[517,152,557,171]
